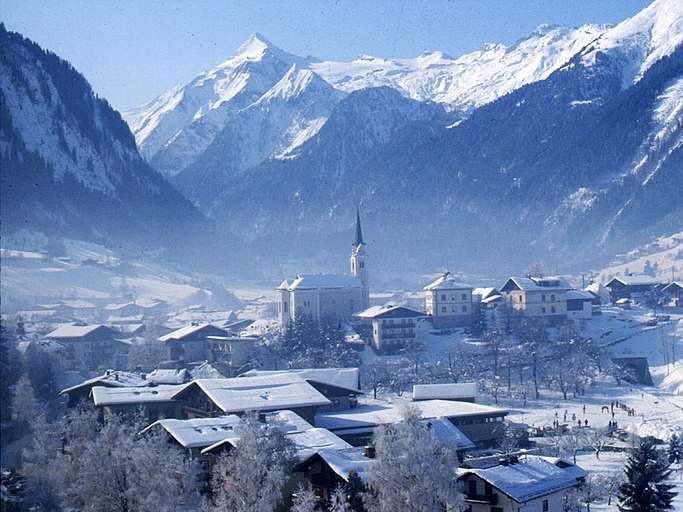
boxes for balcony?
[383,322,416,329]
[464,493,498,505]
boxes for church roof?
[288,274,363,290]
[354,208,364,247]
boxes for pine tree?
[344,470,367,512]
[618,439,677,511]
[669,434,681,465]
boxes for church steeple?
[354,207,364,247]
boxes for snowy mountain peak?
[582,0,683,85]
[261,64,332,101]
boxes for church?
[276,210,369,326]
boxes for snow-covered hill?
[0,25,205,251]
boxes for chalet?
[46,324,125,370]
[240,368,362,410]
[315,399,504,448]
[171,373,332,423]
[458,455,586,512]
[605,274,662,301]
[662,281,683,306]
[59,300,100,322]
[412,382,477,403]
[584,282,610,305]
[91,384,184,420]
[565,290,594,320]
[60,370,148,406]
[206,335,258,367]
[159,323,229,362]
[423,272,473,328]
[499,276,572,323]
[356,304,426,353]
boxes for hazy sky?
[3,0,651,111]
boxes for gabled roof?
[92,384,183,406]
[356,305,426,320]
[662,281,683,293]
[412,383,477,401]
[605,274,661,287]
[173,373,331,414]
[46,324,116,339]
[565,290,595,301]
[472,287,499,300]
[60,370,148,395]
[500,276,571,292]
[458,455,586,503]
[141,415,241,448]
[241,368,361,394]
[423,272,472,290]
[159,323,228,342]
[147,368,188,384]
[288,274,362,290]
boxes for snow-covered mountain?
[311,23,604,112]
[124,23,609,179]
[123,33,318,177]
[172,64,345,210]
[0,25,205,251]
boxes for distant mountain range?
[1,0,682,278]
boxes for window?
[360,261,364,268]
[283,302,288,312]
[452,306,457,312]
[441,306,447,313]
[441,294,446,301]
[541,294,546,302]
[462,305,467,313]
[462,293,467,300]
[551,306,556,314]
[518,295,523,303]
[541,307,546,314]
[551,294,556,302]
[543,499,549,512]
[468,480,477,495]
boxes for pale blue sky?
[2,0,651,111]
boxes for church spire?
[354,207,364,246]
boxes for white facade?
[357,305,425,352]
[423,272,473,328]
[500,276,572,323]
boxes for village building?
[662,281,683,306]
[159,323,229,362]
[356,304,426,353]
[584,282,610,305]
[605,274,662,301]
[458,455,586,512]
[58,299,100,323]
[315,399,506,448]
[276,210,369,326]
[499,276,572,323]
[45,324,126,370]
[171,373,332,424]
[60,369,149,406]
[565,290,594,320]
[423,272,473,329]
[412,382,477,403]
[240,368,362,410]
[91,384,185,420]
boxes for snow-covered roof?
[92,384,183,406]
[287,274,363,290]
[412,383,478,401]
[423,272,472,290]
[104,302,133,311]
[60,370,148,395]
[316,399,507,431]
[175,373,332,413]
[241,368,361,393]
[459,455,586,503]
[606,274,661,287]
[424,417,475,450]
[355,305,426,320]
[288,427,353,461]
[501,276,572,292]
[565,290,595,301]
[147,368,188,385]
[108,314,145,323]
[159,323,228,342]
[472,287,498,299]
[142,415,242,448]
[60,299,97,309]
[313,446,374,482]
[46,324,115,339]
[662,281,683,292]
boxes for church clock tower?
[350,208,369,309]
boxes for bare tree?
[290,485,319,512]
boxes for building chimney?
[364,445,376,459]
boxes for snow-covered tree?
[290,485,319,512]
[12,374,41,427]
[329,485,352,512]
[365,406,461,512]
[618,439,677,511]
[580,473,608,512]
[205,413,296,512]
[668,433,681,464]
